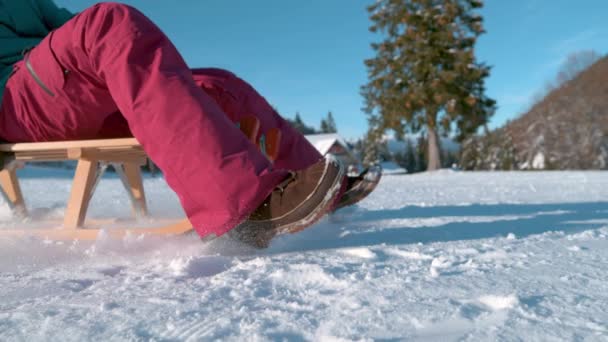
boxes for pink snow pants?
[0,3,322,237]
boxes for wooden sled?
[0,115,281,241]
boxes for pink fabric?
[0,3,311,237]
[94,68,324,171]
[190,68,323,171]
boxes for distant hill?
[461,56,608,170]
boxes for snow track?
[1,168,608,341]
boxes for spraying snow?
[1,167,608,340]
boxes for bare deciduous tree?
[556,50,602,86]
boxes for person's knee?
[88,2,156,32]
[94,2,141,17]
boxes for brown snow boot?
[333,164,382,211]
[230,157,345,248]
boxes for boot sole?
[335,167,382,210]
[229,158,346,248]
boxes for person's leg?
[189,68,323,171]
[0,3,288,237]
[189,69,382,215]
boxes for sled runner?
[0,116,281,241]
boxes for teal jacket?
[0,0,73,104]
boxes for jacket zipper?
[25,56,55,97]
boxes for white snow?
[339,247,376,259]
[1,167,608,340]
[478,294,519,311]
[532,152,546,169]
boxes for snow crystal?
[429,256,453,277]
[478,294,519,311]
[340,247,376,259]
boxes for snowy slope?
[1,168,608,341]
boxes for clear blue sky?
[55,0,608,140]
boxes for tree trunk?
[427,126,442,171]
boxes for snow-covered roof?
[304,133,349,156]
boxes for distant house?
[305,133,361,174]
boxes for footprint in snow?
[98,265,125,277]
[61,279,95,292]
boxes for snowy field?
[1,168,608,341]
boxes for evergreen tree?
[404,139,417,172]
[320,119,329,133]
[294,112,305,127]
[441,147,458,168]
[362,125,385,165]
[326,111,337,133]
[395,139,417,172]
[361,0,495,171]
[320,111,338,133]
[289,112,318,134]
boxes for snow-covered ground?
[1,168,608,341]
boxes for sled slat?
[0,218,194,241]
[0,138,140,152]
[7,149,146,165]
